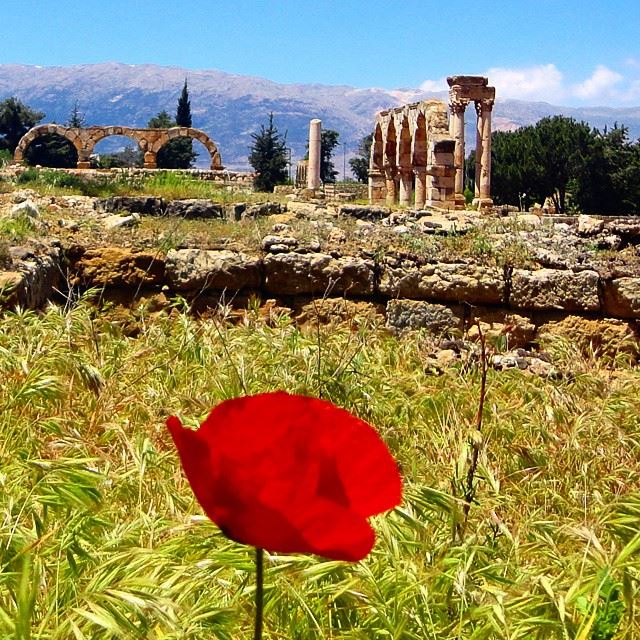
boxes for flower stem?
[254,547,264,640]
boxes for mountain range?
[1,62,640,172]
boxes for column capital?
[449,98,469,114]
[475,98,494,115]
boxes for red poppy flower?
[167,391,402,562]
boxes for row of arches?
[369,100,457,209]
[14,124,223,170]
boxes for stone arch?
[151,127,222,169]
[412,113,427,167]
[384,120,396,168]
[15,124,223,170]
[398,117,412,168]
[14,124,81,164]
[84,128,148,168]
[371,123,384,170]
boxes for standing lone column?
[449,99,467,196]
[307,119,322,190]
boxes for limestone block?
[510,268,600,311]
[166,249,261,291]
[0,251,61,309]
[385,299,460,334]
[379,260,504,304]
[164,199,224,219]
[72,247,165,288]
[602,278,640,318]
[264,252,375,296]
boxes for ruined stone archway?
[14,124,83,165]
[150,127,223,170]
[15,125,223,170]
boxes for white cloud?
[572,65,623,100]
[419,76,448,92]
[485,64,565,102]
[417,63,640,106]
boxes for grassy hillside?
[1,298,639,638]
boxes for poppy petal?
[168,392,402,562]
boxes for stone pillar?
[385,168,397,205]
[472,99,493,210]
[399,169,412,206]
[77,146,91,169]
[414,168,427,209]
[449,99,467,196]
[474,100,483,198]
[307,119,322,190]
[368,169,386,204]
[143,151,157,170]
[479,99,493,200]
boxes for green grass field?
[1,298,639,639]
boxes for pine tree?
[68,101,85,128]
[0,97,44,153]
[248,113,288,192]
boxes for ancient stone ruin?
[368,75,495,210]
[14,124,223,170]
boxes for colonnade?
[368,75,495,210]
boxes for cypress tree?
[157,80,196,169]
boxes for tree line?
[472,115,640,215]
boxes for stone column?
[399,169,412,206]
[479,99,493,200]
[76,146,91,169]
[385,168,397,205]
[474,100,483,198]
[414,168,427,209]
[143,151,157,170]
[449,100,467,196]
[307,119,322,190]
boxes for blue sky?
[3,0,639,106]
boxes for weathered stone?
[264,253,375,296]
[261,235,298,252]
[603,277,640,318]
[10,199,39,219]
[339,205,390,221]
[104,213,140,229]
[577,214,604,236]
[607,219,640,240]
[379,260,504,304]
[244,202,282,218]
[0,249,61,309]
[164,199,224,219]
[539,315,639,360]
[466,312,537,349]
[510,268,600,311]
[166,249,261,291]
[71,247,165,287]
[95,196,164,215]
[385,299,460,334]
[295,298,384,327]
